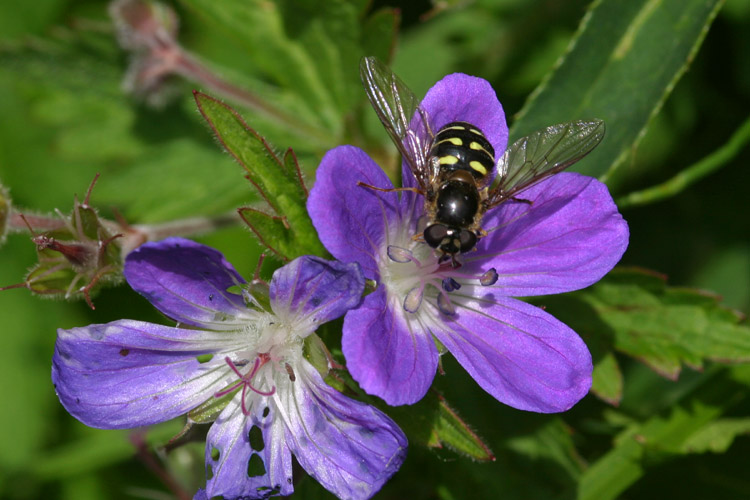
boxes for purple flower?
[307,73,629,410]
[52,238,407,500]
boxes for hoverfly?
[358,56,606,265]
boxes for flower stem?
[617,115,750,208]
[133,211,240,241]
[174,50,336,148]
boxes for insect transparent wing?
[488,119,605,206]
[359,56,432,189]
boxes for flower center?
[380,241,498,316]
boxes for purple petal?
[342,288,438,406]
[470,172,628,296]
[400,73,509,210]
[52,320,230,428]
[282,360,407,499]
[270,256,364,327]
[419,73,508,166]
[431,294,592,413]
[307,146,400,280]
[124,237,248,328]
[205,398,293,499]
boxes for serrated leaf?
[582,268,750,380]
[511,0,723,181]
[579,370,749,500]
[680,418,750,454]
[194,92,326,259]
[238,207,292,260]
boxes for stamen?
[404,283,425,313]
[285,363,296,382]
[437,291,456,316]
[480,268,498,286]
[215,355,276,416]
[387,245,416,264]
[442,277,461,292]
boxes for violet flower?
[307,73,629,410]
[52,238,407,500]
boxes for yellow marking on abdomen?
[439,155,459,165]
[469,141,492,156]
[469,161,487,175]
[437,137,463,146]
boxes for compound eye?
[424,224,448,248]
[458,230,477,253]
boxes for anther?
[387,245,415,264]
[437,292,456,316]
[442,277,461,292]
[285,363,296,382]
[404,284,424,313]
[480,268,498,286]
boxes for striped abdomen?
[429,121,495,182]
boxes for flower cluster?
[53,238,406,499]
[52,68,628,500]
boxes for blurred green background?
[1,0,749,499]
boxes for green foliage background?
[1,0,749,499]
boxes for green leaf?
[578,370,749,500]
[541,268,750,381]
[362,8,400,63]
[591,352,624,406]
[194,91,326,260]
[583,268,750,379]
[510,0,723,181]
[433,395,495,461]
[505,419,585,481]
[181,0,396,146]
[679,418,750,454]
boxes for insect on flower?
[359,56,606,265]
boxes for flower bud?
[3,178,124,309]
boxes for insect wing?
[359,56,432,189]
[489,119,605,205]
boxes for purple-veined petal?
[431,293,592,413]
[342,287,438,406]
[469,172,628,296]
[52,320,236,428]
[124,237,248,329]
[307,146,401,280]
[419,73,508,166]
[280,360,407,500]
[205,397,293,499]
[269,256,364,328]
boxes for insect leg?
[357,181,424,195]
